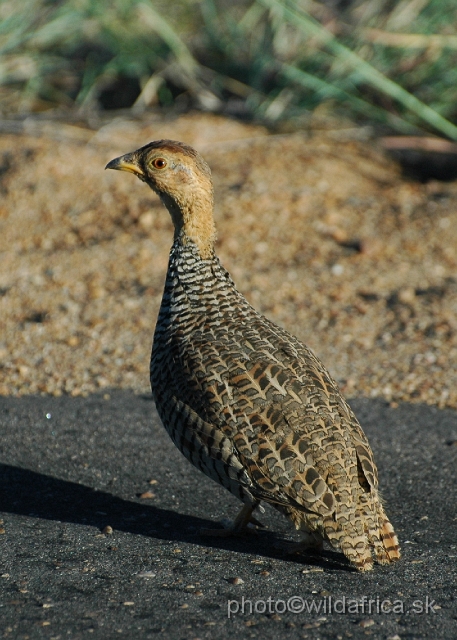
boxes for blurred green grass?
[1,0,457,137]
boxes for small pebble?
[301,568,323,573]
[123,602,134,606]
[102,525,113,535]
[398,287,416,304]
[359,619,375,628]
[227,577,244,585]
[139,491,155,499]
[136,571,156,578]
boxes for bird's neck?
[160,190,216,260]
[166,234,241,313]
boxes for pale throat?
[160,189,216,260]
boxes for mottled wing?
[157,392,255,499]
[258,319,380,495]
[171,326,377,517]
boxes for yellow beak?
[105,152,144,178]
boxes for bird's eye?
[151,157,167,169]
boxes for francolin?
[106,140,400,571]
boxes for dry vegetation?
[2,0,457,138]
[1,112,457,407]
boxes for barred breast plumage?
[106,140,400,571]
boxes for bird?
[106,140,400,571]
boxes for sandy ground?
[1,112,457,407]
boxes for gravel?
[1,391,456,638]
[1,112,457,407]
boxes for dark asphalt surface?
[1,391,456,640]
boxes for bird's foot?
[279,530,324,555]
[199,503,264,537]
[283,539,324,555]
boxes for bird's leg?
[283,522,324,554]
[200,502,264,537]
[232,502,263,530]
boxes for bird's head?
[106,140,216,258]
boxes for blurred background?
[2,0,457,138]
[2,0,457,407]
